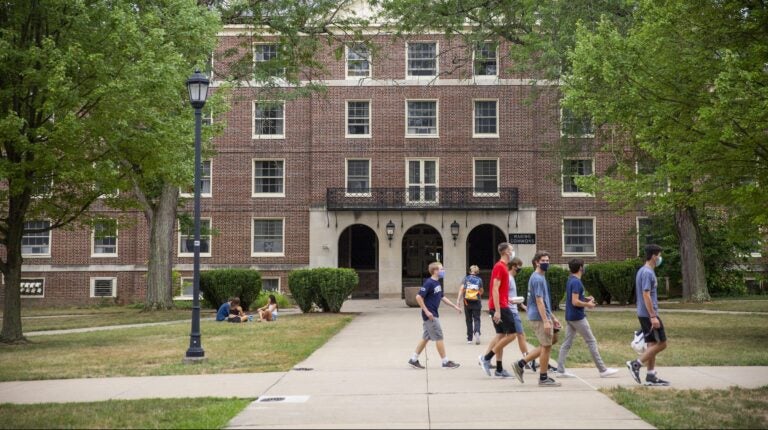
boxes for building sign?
[509,233,536,245]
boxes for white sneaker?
[474,333,481,345]
[600,368,619,378]
[555,370,576,378]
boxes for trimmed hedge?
[287,269,314,313]
[583,259,643,305]
[513,266,568,310]
[252,290,292,309]
[200,269,261,310]
[288,268,359,313]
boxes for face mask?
[438,269,445,279]
[510,250,516,259]
[539,262,550,272]
[656,256,663,267]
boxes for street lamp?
[184,70,209,363]
[385,220,395,247]
[450,220,460,246]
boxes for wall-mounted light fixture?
[450,220,460,246]
[386,220,395,247]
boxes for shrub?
[594,259,642,305]
[582,263,610,304]
[545,265,569,310]
[199,269,261,310]
[288,268,359,313]
[514,267,533,302]
[252,290,292,309]
[288,269,314,313]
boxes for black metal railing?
[326,187,518,211]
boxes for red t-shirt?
[488,260,510,311]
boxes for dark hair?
[497,242,511,255]
[568,258,584,274]
[508,257,523,270]
[269,294,278,309]
[644,244,663,261]
[231,297,241,306]
[532,251,550,267]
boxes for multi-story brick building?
[7,13,656,306]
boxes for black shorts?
[489,308,516,335]
[639,316,667,343]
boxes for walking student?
[457,265,484,344]
[408,262,462,370]
[627,244,670,386]
[556,258,618,378]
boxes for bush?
[586,259,642,305]
[199,269,262,311]
[288,269,314,313]
[514,267,534,302]
[288,268,359,313]
[545,266,569,310]
[252,290,292,309]
[582,263,610,304]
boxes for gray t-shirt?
[527,272,551,321]
[508,274,519,315]
[635,265,658,318]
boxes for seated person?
[216,298,232,322]
[227,297,249,323]
[258,294,279,322]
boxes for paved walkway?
[1,299,767,429]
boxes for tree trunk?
[1,197,29,343]
[145,183,178,310]
[674,205,710,303]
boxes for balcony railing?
[326,187,518,211]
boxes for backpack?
[464,276,481,301]
[631,329,647,354]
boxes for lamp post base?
[182,356,208,365]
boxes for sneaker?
[644,373,670,386]
[474,333,481,345]
[479,355,492,376]
[538,377,562,387]
[467,340,472,344]
[494,369,512,378]
[442,360,460,369]
[600,368,619,378]
[554,370,576,378]
[548,364,558,372]
[511,360,525,383]
[408,359,425,369]
[530,359,538,373]
[626,360,642,384]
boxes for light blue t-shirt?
[527,272,552,321]
[508,274,519,315]
[635,265,659,318]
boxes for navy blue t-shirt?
[418,277,444,321]
[565,275,586,321]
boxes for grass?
[659,298,768,313]
[0,397,252,429]
[604,385,768,429]
[542,309,768,367]
[0,313,353,381]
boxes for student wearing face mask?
[408,262,463,370]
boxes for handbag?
[630,329,647,354]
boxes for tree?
[0,0,219,342]
[564,0,768,301]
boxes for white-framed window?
[262,277,281,292]
[92,219,118,257]
[346,159,371,197]
[407,42,437,77]
[473,158,499,196]
[31,178,53,199]
[252,218,284,257]
[346,100,371,137]
[473,99,498,137]
[180,160,212,198]
[252,101,285,139]
[562,217,596,256]
[406,158,438,204]
[176,277,203,299]
[473,42,498,76]
[178,217,212,257]
[20,278,44,298]
[636,217,655,257]
[253,43,283,77]
[90,277,117,298]
[346,43,371,78]
[22,220,51,257]
[252,159,285,197]
[562,158,594,196]
[406,100,438,137]
[561,107,595,137]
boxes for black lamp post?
[450,220,460,245]
[184,70,209,363]
[385,220,395,247]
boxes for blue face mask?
[539,262,550,272]
[438,269,445,279]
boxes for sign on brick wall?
[509,233,536,245]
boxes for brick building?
[7,16,656,306]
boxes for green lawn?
[604,385,768,429]
[0,397,252,429]
[0,313,353,381]
[659,298,768,313]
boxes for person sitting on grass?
[258,294,279,322]
[227,297,249,323]
[216,297,233,322]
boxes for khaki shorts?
[530,320,554,347]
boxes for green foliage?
[252,290,292,310]
[514,267,534,303]
[514,266,568,310]
[171,270,182,297]
[288,268,359,313]
[287,269,315,313]
[199,269,262,311]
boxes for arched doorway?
[402,224,443,293]
[338,224,379,299]
[466,224,506,297]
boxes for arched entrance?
[338,224,379,299]
[466,224,506,296]
[402,224,443,293]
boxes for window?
[22,221,51,256]
[562,159,594,196]
[346,101,371,137]
[563,218,596,255]
[31,178,53,198]
[407,42,437,76]
[20,278,44,298]
[253,101,285,139]
[474,42,498,76]
[406,100,438,136]
[561,107,594,137]
[179,277,194,298]
[407,159,438,204]
[346,159,371,196]
[473,159,499,195]
[252,219,284,256]
[473,100,498,136]
[202,108,213,126]
[179,218,212,257]
[636,217,657,257]
[180,160,212,197]
[254,44,283,77]
[92,219,118,257]
[346,43,371,78]
[253,160,285,197]
[90,278,116,298]
[262,278,280,292]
